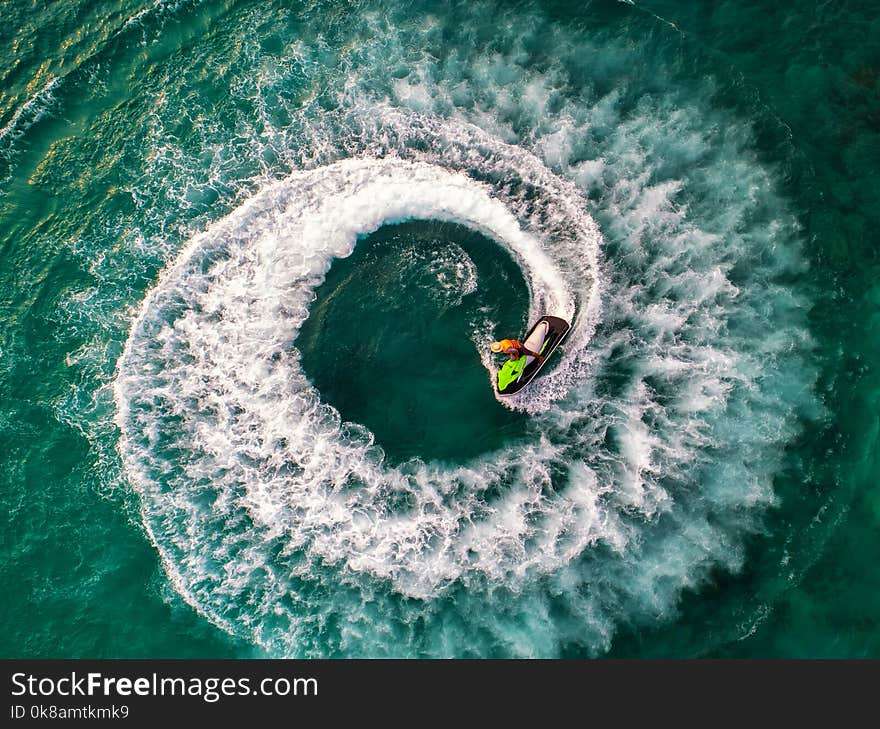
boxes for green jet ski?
[496,315,570,396]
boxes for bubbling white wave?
[116,152,606,619]
[107,4,817,656]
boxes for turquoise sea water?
[1,0,878,657]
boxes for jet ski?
[496,315,570,396]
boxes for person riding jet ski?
[490,339,544,362]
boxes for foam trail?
[101,2,817,657]
[0,77,61,172]
[116,155,601,600]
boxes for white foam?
[97,2,819,657]
[116,154,605,617]
[0,77,61,175]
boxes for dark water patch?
[298,220,530,464]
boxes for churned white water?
[100,2,819,656]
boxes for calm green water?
[1,0,877,658]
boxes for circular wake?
[110,3,817,657]
[116,144,604,641]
